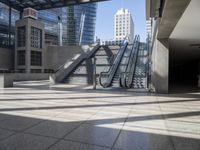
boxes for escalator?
[50,44,101,83]
[120,36,138,88]
[99,42,128,88]
[120,35,141,88]
[131,43,147,89]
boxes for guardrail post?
[93,56,97,89]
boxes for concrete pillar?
[85,58,93,84]
[151,38,169,93]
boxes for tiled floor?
[0,80,199,150]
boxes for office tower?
[66,4,97,45]
[114,8,134,43]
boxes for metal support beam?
[8,6,11,47]
[19,11,23,19]
[0,0,110,11]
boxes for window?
[31,51,42,66]
[17,26,25,47]
[31,69,41,73]
[17,50,25,65]
[31,27,42,48]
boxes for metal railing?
[52,44,101,83]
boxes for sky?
[95,0,146,42]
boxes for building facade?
[0,3,19,47]
[146,18,152,38]
[114,8,134,43]
[0,2,97,47]
[66,4,97,45]
[100,39,123,46]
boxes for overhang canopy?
[0,0,109,11]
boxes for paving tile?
[0,133,57,150]
[170,134,200,150]
[0,116,42,131]
[0,113,13,121]
[48,140,109,150]
[65,123,120,147]
[0,128,15,140]
[56,112,92,121]
[1,81,200,150]
[165,120,200,135]
[113,126,174,150]
[26,120,81,138]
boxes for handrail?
[126,36,140,88]
[120,35,138,88]
[53,44,101,83]
[54,53,81,73]
[99,42,128,87]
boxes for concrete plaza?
[0,81,199,150]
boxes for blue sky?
[95,0,146,42]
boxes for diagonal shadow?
[0,98,199,111]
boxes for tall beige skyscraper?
[114,8,134,42]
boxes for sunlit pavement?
[0,81,199,150]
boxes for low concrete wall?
[14,73,50,82]
[0,48,14,70]
[0,74,14,88]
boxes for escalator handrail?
[99,42,128,87]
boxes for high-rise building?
[66,4,97,45]
[114,8,134,43]
[0,3,19,47]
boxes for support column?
[151,38,169,93]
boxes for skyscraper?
[39,3,97,45]
[66,4,97,45]
[114,8,134,43]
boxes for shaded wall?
[0,48,14,70]
[44,45,85,70]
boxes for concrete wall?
[13,73,50,82]
[0,74,14,87]
[44,45,87,70]
[0,48,14,70]
[151,38,169,93]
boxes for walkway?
[0,81,199,150]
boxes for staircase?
[50,45,101,84]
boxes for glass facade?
[66,4,97,45]
[0,3,19,47]
[0,2,97,47]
